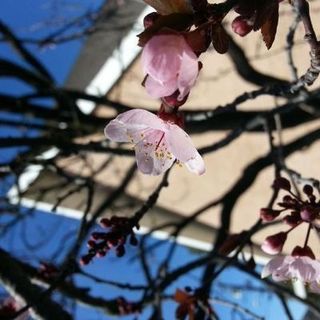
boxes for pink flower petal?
[177,50,199,100]
[145,75,177,99]
[142,35,183,81]
[261,256,286,279]
[185,152,205,175]
[141,34,199,100]
[166,124,205,175]
[135,131,175,175]
[289,257,319,282]
[104,109,166,142]
[166,124,199,161]
[104,109,205,176]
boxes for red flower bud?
[303,184,313,196]
[261,232,287,255]
[273,177,291,191]
[300,205,317,222]
[143,12,159,29]
[100,218,111,228]
[231,16,253,37]
[283,213,301,227]
[292,245,315,259]
[260,208,281,222]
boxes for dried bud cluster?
[80,216,138,265]
[261,177,320,271]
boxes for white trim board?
[77,5,153,114]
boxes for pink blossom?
[261,255,320,284]
[104,109,205,175]
[141,34,199,101]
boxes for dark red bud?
[303,184,313,196]
[260,208,281,222]
[97,250,107,258]
[261,232,287,255]
[273,177,291,191]
[300,205,317,222]
[80,254,93,265]
[116,245,125,257]
[292,245,315,259]
[283,212,301,226]
[100,218,111,228]
[91,232,106,240]
[87,240,96,248]
[231,16,253,37]
[143,12,160,29]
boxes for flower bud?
[261,232,287,255]
[292,245,315,259]
[273,177,291,191]
[283,213,301,227]
[100,218,111,228]
[231,16,253,37]
[303,184,313,196]
[80,254,93,265]
[143,12,159,29]
[300,205,317,222]
[260,208,281,222]
[116,245,125,257]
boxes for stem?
[303,223,312,248]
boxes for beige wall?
[25,2,320,255]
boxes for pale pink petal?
[145,75,178,99]
[166,124,199,161]
[289,257,320,282]
[261,256,286,279]
[185,152,205,175]
[142,35,183,81]
[177,50,199,100]
[104,119,132,142]
[104,109,166,143]
[135,131,175,175]
[117,109,165,131]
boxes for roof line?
[77,5,152,114]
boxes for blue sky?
[0,1,309,319]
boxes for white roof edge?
[77,5,153,114]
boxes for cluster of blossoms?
[80,216,138,265]
[104,0,283,176]
[260,177,320,292]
